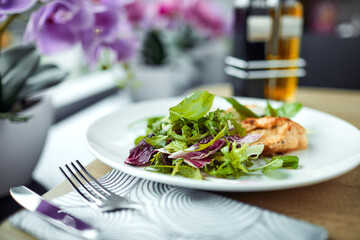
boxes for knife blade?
[10,186,98,239]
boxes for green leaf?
[276,102,303,119]
[147,116,165,128]
[171,159,183,176]
[145,116,171,136]
[273,155,299,169]
[265,101,302,119]
[0,45,36,77]
[178,166,202,180]
[228,143,250,173]
[134,135,145,145]
[195,123,228,151]
[168,130,209,141]
[17,64,67,100]
[0,112,31,122]
[261,159,284,174]
[223,97,259,120]
[169,91,215,122]
[141,30,167,65]
[265,100,278,117]
[146,165,174,174]
[174,25,201,50]
[244,144,265,159]
[145,135,168,148]
[1,49,40,112]
[165,140,188,152]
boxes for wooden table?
[1,86,359,240]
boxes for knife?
[10,186,98,239]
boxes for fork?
[59,160,141,212]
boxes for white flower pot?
[0,95,53,197]
[188,40,229,85]
[130,60,196,102]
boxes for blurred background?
[2,0,360,94]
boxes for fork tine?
[59,166,92,203]
[75,160,111,195]
[64,164,100,203]
[70,162,106,199]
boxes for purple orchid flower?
[156,0,183,19]
[0,14,6,22]
[79,3,138,66]
[183,0,227,37]
[0,0,36,22]
[23,0,94,54]
[154,0,228,38]
[124,0,146,26]
[153,0,184,29]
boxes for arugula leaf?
[146,116,171,135]
[227,143,249,174]
[261,159,284,174]
[165,140,188,152]
[179,166,202,179]
[145,135,168,148]
[147,116,166,128]
[169,91,215,122]
[134,135,145,145]
[196,124,228,151]
[265,101,302,118]
[171,159,183,176]
[249,155,299,175]
[265,100,278,117]
[273,155,299,169]
[146,165,174,174]
[223,97,259,120]
[168,130,209,142]
[276,102,303,119]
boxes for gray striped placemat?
[10,169,328,240]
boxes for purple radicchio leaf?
[225,134,262,145]
[169,138,226,161]
[125,138,155,166]
[184,135,213,152]
[0,0,36,14]
[184,157,212,169]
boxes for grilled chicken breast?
[241,116,308,156]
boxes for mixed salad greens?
[125,91,302,180]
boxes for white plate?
[86,96,360,192]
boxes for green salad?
[125,91,302,180]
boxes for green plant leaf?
[1,48,40,112]
[175,25,201,50]
[17,64,68,100]
[169,91,215,122]
[0,112,31,122]
[223,97,259,120]
[0,45,36,77]
[142,30,167,65]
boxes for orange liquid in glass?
[264,1,303,102]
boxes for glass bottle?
[265,0,304,102]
